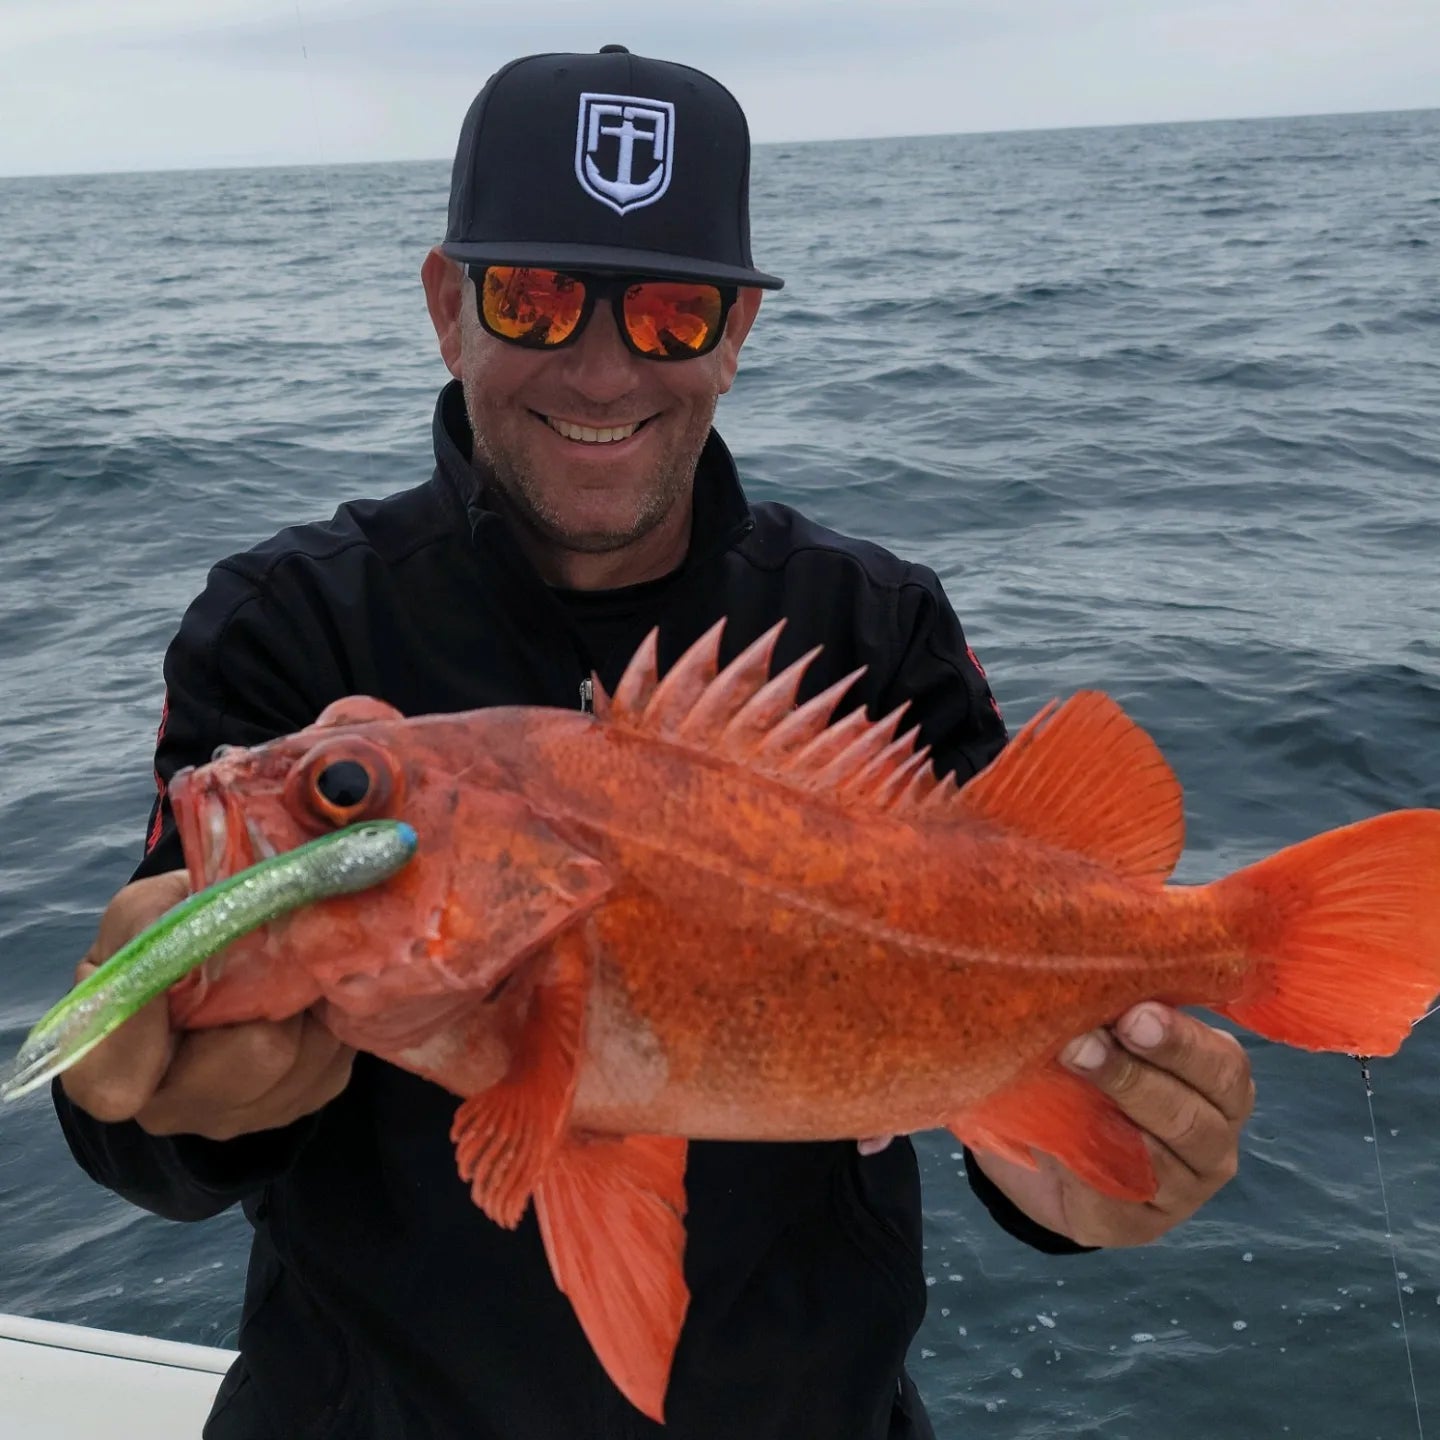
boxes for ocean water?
[1,107,1438,1437]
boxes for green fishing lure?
[2,819,417,1102]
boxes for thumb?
[60,871,191,1122]
[59,984,179,1123]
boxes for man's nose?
[560,301,643,403]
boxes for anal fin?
[535,1133,690,1423]
[950,1062,1156,1202]
[450,928,589,1229]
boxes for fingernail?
[1121,1006,1166,1050]
[1061,1033,1108,1071]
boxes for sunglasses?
[470,265,737,361]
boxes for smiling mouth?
[540,413,650,445]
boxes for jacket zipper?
[579,676,594,713]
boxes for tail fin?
[1211,809,1440,1056]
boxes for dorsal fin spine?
[844,718,917,798]
[802,704,907,793]
[720,647,823,755]
[611,629,660,718]
[760,668,868,767]
[919,777,961,813]
[874,745,934,809]
[676,622,786,743]
[745,667,853,761]
[590,672,612,719]
[899,767,938,809]
[778,695,872,773]
[602,625,1007,824]
[639,620,725,733]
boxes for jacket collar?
[430,380,754,582]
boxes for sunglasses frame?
[468,264,738,361]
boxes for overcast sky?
[1,0,1436,177]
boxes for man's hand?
[59,872,355,1141]
[972,1004,1255,1247]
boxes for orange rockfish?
[165,620,1440,1422]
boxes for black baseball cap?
[441,45,783,290]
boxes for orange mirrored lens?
[480,267,584,346]
[622,282,724,357]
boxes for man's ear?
[422,248,465,377]
[715,287,763,394]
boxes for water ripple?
[1,109,1438,1438]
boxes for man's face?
[437,264,760,560]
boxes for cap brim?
[439,240,783,290]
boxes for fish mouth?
[170,768,273,892]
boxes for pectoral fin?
[949,1062,1156,1201]
[450,929,590,1229]
[534,1133,690,1423]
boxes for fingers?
[78,871,192,983]
[60,871,194,1122]
[1060,1005,1253,1181]
[135,1014,355,1141]
[60,991,176,1122]
[976,1007,1256,1249]
[59,870,354,1141]
[1038,1152,1170,1248]
[1113,1005,1255,1125]
[857,1134,895,1156]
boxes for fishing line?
[293,3,329,190]
[292,3,341,260]
[1357,1056,1425,1439]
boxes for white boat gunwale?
[0,1311,237,1374]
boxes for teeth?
[245,819,278,862]
[203,798,228,886]
[548,417,639,444]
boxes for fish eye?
[316,760,371,808]
[286,736,401,832]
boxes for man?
[53,46,1253,1439]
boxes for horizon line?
[1,102,1434,184]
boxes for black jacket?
[55,383,1074,1440]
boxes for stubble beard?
[464,383,716,556]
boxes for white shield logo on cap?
[575,93,675,215]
